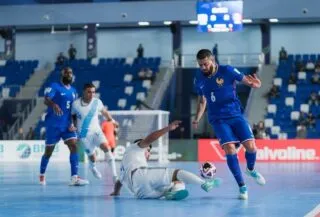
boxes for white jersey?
[120,142,148,192]
[71,98,104,138]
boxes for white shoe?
[245,168,266,185]
[39,174,46,186]
[69,175,89,186]
[91,167,102,179]
[239,185,248,200]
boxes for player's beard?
[203,64,215,77]
[62,76,73,85]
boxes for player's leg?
[63,131,89,186]
[172,169,222,192]
[211,120,247,199]
[100,141,118,182]
[39,126,60,185]
[231,117,266,185]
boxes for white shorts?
[79,130,107,155]
[131,167,175,199]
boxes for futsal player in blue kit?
[39,67,89,186]
[193,49,266,200]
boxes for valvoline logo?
[16,144,32,159]
[198,139,320,162]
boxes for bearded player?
[193,49,266,200]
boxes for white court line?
[304,204,320,217]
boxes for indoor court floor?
[0,161,319,217]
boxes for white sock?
[105,151,117,177]
[177,170,205,185]
[89,160,96,169]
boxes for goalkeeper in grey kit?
[110,120,222,200]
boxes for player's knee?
[243,140,257,152]
[67,143,78,153]
[223,143,237,155]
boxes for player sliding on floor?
[71,83,119,182]
[193,49,266,200]
[110,120,222,200]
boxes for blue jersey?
[44,82,77,129]
[194,65,244,123]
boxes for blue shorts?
[211,116,254,146]
[45,125,77,145]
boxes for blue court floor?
[0,161,319,217]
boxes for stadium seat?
[124,86,134,96]
[290,111,300,121]
[264,119,274,128]
[285,97,294,107]
[273,78,282,87]
[300,104,309,113]
[267,104,277,114]
[288,84,296,94]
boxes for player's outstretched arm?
[242,74,261,88]
[110,180,122,196]
[192,96,207,129]
[138,121,182,148]
[101,108,119,127]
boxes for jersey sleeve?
[194,77,204,96]
[227,65,244,82]
[97,99,105,113]
[44,83,57,99]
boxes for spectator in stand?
[306,113,316,129]
[315,60,320,73]
[306,60,315,71]
[311,71,320,84]
[298,111,308,126]
[307,92,319,106]
[296,60,305,72]
[17,127,24,140]
[56,52,67,65]
[68,44,77,60]
[288,72,297,84]
[253,121,268,139]
[145,68,156,84]
[266,85,280,99]
[279,47,288,61]
[296,124,307,138]
[26,127,35,140]
[137,44,144,58]
[138,68,147,80]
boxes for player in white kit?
[110,121,222,200]
[71,83,118,182]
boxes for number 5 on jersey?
[66,101,71,109]
[211,92,216,102]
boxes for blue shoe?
[245,168,266,185]
[164,189,189,201]
[201,178,223,192]
[239,185,248,200]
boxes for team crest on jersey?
[216,77,224,87]
[72,93,76,99]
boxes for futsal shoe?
[245,168,266,185]
[164,189,189,201]
[39,174,46,185]
[69,175,89,186]
[201,178,223,192]
[239,185,248,200]
[90,167,102,179]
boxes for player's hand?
[192,120,199,129]
[246,74,261,88]
[68,125,77,132]
[168,120,182,131]
[112,120,119,128]
[53,104,63,116]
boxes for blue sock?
[226,154,245,187]
[245,151,256,171]
[69,153,79,177]
[40,155,50,174]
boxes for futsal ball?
[200,162,216,179]
[171,181,186,191]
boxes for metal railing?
[6,98,37,139]
[181,52,265,68]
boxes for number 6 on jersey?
[211,92,216,102]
